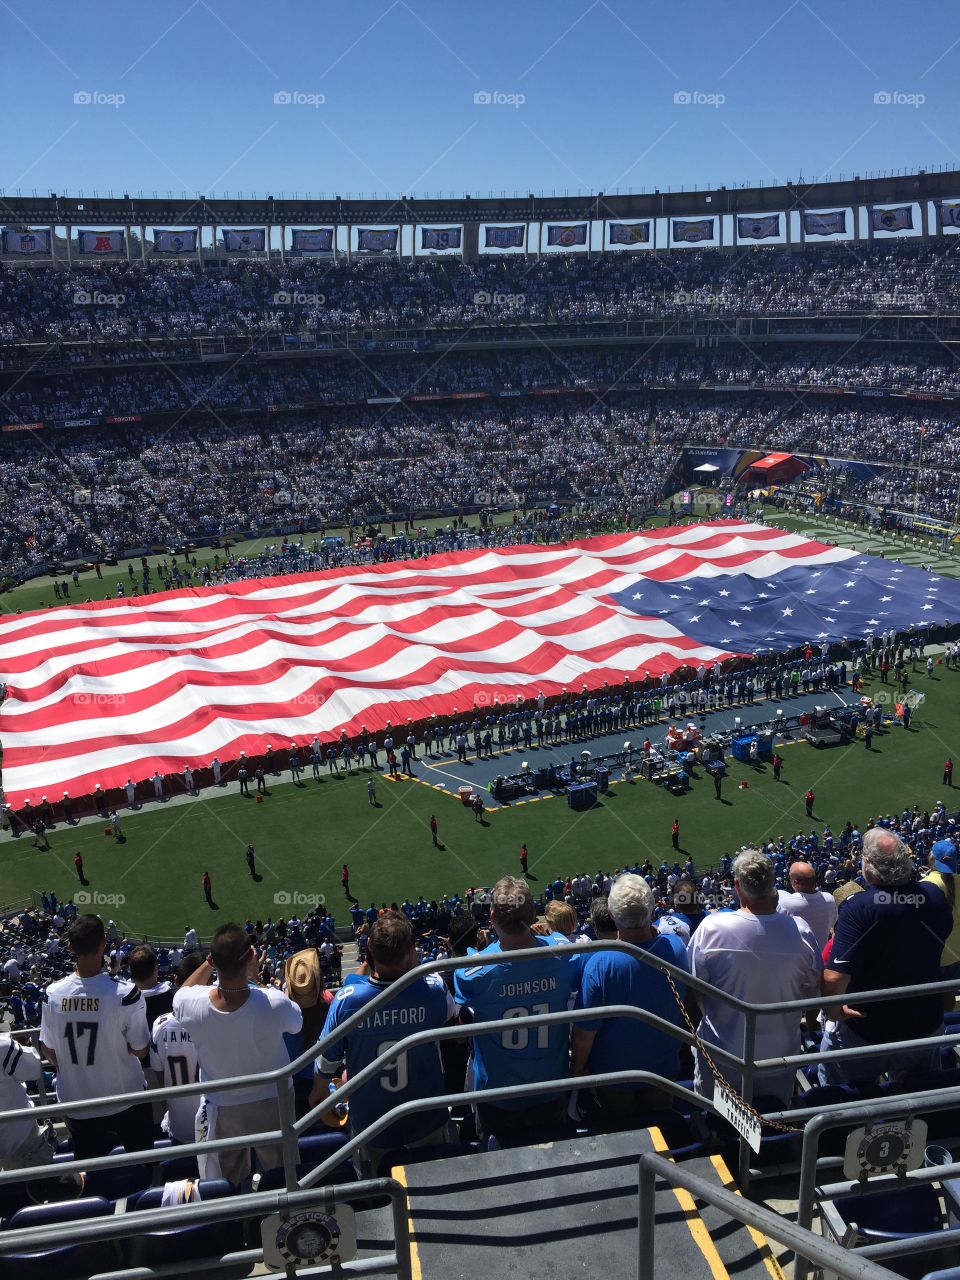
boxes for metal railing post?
[275,1078,300,1193]
[738,1009,757,1190]
[795,1112,831,1280]
[638,1153,657,1280]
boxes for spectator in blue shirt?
[311,912,456,1176]
[572,874,688,1118]
[454,876,576,1142]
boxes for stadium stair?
[353,1127,785,1280]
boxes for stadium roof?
[3,170,958,226]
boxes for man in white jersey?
[174,922,302,1184]
[40,914,153,1159]
[150,954,205,1145]
[0,1034,54,1170]
[777,861,838,951]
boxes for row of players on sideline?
[5,630,946,835]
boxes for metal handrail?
[638,1153,900,1280]
[1,940,958,1197]
[785,1088,960,1280]
[0,1176,413,1280]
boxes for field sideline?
[0,665,956,938]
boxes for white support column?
[785,210,792,248]
[718,213,724,249]
[65,226,72,266]
[280,225,286,263]
[920,200,930,240]
[211,225,218,264]
[125,227,132,262]
[265,224,271,261]
[140,226,147,264]
[731,213,738,250]
[346,226,352,263]
[862,206,871,244]
[198,226,204,268]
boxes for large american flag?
[1,520,957,806]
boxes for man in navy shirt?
[820,829,951,1085]
[311,913,456,1175]
[455,876,576,1141]
[572,874,688,1118]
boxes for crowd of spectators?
[2,785,956,1175]
[1,241,958,345]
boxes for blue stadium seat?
[124,1178,250,1276]
[0,1196,117,1280]
[83,1144,153,1200]
[254,1132,354,1191]
[828,1184,952,1280]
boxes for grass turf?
[1,664,956,938]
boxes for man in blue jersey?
[454,876,576,1141]
[310,913,457,1175]
[571,874,688,1118]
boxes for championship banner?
[291,228,334,253]
[420,226,462,250]
[484,225,525,248]
[546,223,588,247]
[152,229,198,255]
[936,202,960,229]
[609,221,650,244]
[78,230,124,255]
[223,228,266,253]
[2,229,51,255]
[802,210,846,236]
[871,206,913,232]
[737,215,780,240]
[672,219,714,243]
[357,228,399,251]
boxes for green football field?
[0,502,958,939]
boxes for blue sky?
[1,0,958,199]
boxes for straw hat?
[284,948,322,1009]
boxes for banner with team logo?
[608,221,650,245]
[2,228,51,255]
[546,223,588,247]
[78,229,124,255]
[357,228,399,251]
[223,228,266,253]
[152,229,199,255]
[802,210,846,236]
[672,218,714,243]
[420,226,461,250]
[871,206,913,232]
[737,214,780,240]
[484,225,525,248]
[936,202,960,228]
[291,228,334,252]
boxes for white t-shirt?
[0,1035,44,1160]
[687,910,821,1101]
[777,888,838,952]
[41,973,149,1116]
[3,959,20,981]
[172,985,302,1105]
[150,1011,200,1144]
